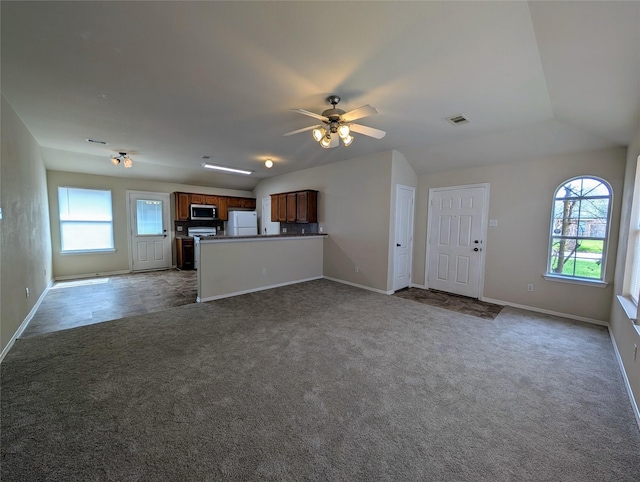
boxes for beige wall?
[414,147,627,322]
[1,96,53,354]
[198,237,324,300]
[254,151,395,292]
[47,170,252,279]
[609,128,640,419]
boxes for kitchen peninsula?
[196,234,326,302]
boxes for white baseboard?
[197,276,324,302]
[323,276,394,295]
[54,269,131,281]
[608,328,640,432]
[481,297,608,327]
[1,279,54,363]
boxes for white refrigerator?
[227,210,258,236]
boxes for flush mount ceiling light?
[264,159,274,168]
[202,162,252,175]
[111,152,133,168]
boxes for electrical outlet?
[527,284,534,292]
[177,226,183,232]
[489,219,498,227]
[355,266,360,273]
[319,226,323,233]
[25,287,30,298]
[282,228,287,233]
[302,228,305,234]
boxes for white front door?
[261,197,279,235]
[427,185,488,298]
[127,191,171,272]
[393,185,415,291]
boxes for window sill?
[60,249,116,255]
[616,295,640,336]
[543,274,608,288]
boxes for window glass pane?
[631,230,640,304]
[58,187,114,252]
[547,176,611,282]
[61,222,114,251]
[136,199,163,235]
[59,187,112,221]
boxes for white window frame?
[544,176,612,287]
[619,155,640,324]
[58,186,115,254]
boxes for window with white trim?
[547,176,612,282]
[58,187,114,253]
[626,158,640,306]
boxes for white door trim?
[126,190,172,272]
[425,183,490,298]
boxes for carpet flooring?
[2,279,639,481]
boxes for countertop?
[197,233,327,242]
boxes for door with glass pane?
[127,191,171,271]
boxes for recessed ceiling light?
[265,159,273,168]
[86,138,108,145]
[202,163,252,175]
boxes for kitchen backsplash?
[279,222,319,234]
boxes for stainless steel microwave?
[190,204,216,220]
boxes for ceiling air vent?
[446,114,470,126]
[85,138,108,145]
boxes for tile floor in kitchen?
[22,269,197,337]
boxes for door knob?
[473,247,479,252]
[396,243,401,247]
[474,240,479,244]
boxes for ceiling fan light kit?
[285,95,386,148]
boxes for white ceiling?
[2,1,639,191]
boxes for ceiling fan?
[284,95,386,148]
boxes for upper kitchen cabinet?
[174,192,255,221]
[270,190,318,223]
[296,190,317,223]
[176,192,191,221]
[217,197,228,221]
[190,193,205,204]
[227,197,257,210]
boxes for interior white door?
[128,191,171,272]
[393,185,415,291]
[427,186,486,298]
[261,197,279,235]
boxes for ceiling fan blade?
[350,123,386,139]
[291,108,329,122]
[330,133,339,148]
[341,105,378,123]
[283,125,321,137]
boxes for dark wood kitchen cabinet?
[217,197,228,221]
[176,192,191,221]
[176,237,194,270]
[296,190,317,223]
[270,190,318,223]
[190,193,205,205]
[286,193,297,222]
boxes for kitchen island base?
[197,235,324,302]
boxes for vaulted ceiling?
[2,1,639,191]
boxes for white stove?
[188,227,217,237]
[188,227,216,269]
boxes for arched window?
[547,176,612,282]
